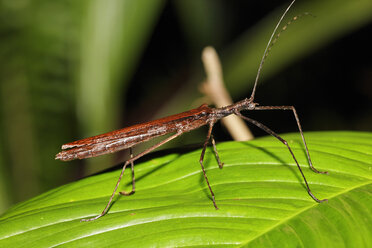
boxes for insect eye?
[248,102,256,110]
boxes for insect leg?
[120,147,135,196]
[254,105,327,174]
[211,134,224,169]
[234,110,327,203]
[81,131,184,222]
[199,121,219,209]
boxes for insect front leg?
[254,105,327,174]
[234,110,327,203]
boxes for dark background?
[0,0,371,214]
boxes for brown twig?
[201,46,254,141]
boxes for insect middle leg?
[120,147,135,196]
[199,121,220,209]
[211,134,224,169]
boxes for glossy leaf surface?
[0,131,371,247]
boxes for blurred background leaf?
[0,0,371,215]
[78,0,165,174]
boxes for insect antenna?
[250,0,312,101]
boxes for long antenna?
[249,0,296,101]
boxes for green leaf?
[0,131,371,247]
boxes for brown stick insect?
[56,0,328,222]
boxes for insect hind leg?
[120,147,136,196]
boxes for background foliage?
[0,0,371,219]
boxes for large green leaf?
[0,131,371,247]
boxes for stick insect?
[56,0,328,222]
